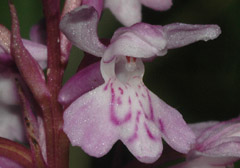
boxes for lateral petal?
[63,84,118,157]
[60,5,106,57]
[151,92,196,154]
[163,23,221,49]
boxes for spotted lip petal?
[64,56,195,163]
[63,74,195,163]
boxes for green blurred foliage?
[0,0,239,167]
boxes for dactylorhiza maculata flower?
[0,24,47,142]
[171,118,240,168]
[59,5,221,163]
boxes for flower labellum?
[60,5,221,163]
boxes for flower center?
[125,56,137,72]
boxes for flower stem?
[41,0,69,167]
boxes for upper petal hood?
[60,5,106,57]
[102,23,221,63]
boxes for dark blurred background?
[0,0,239,167]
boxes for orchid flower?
[59,5,221,163]
[171,119,240,168]
[0,24,47,141]
[105,0,173,26]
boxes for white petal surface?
[0,75,19,105]
[63,84,119,157]
[0,105,24,142]
[105,0,141,26]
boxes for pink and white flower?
[59,5,221,163]
[171,119,240,168]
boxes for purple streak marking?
[104,79,111,90]
[141,93,146,98]
[135,92,139,97]
[138,100,149,120]
[158,119,164,132]
[144,123,156,140]
[128,96,131,105]
[117,97,122,105]
[118,87,123,95]
[146,88,154,121]
[110,83,132,125]
[128,111,141,143]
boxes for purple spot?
[135,92,138,97]
[138,84,141,88]
[128,127,138,143]
[146,88,154,121]
[128,111,141,143]
[141,94,146,98]
[136,111,141,123]
[117,97,122,105]
[144,123,156,140]
[138,100,149,120]
[128,97,131,105]
[159,119,164,132]
[118,87,124,95]
[104,79,111,90]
